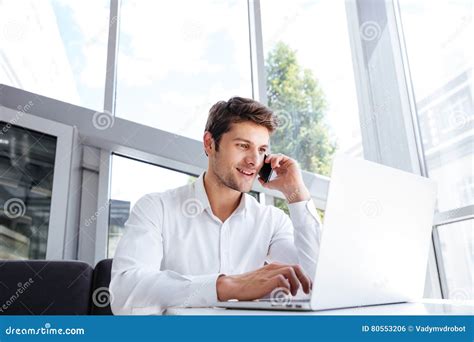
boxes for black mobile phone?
[258,155,273,183]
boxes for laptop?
[214,154,437,311]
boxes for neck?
[203,171,242,222]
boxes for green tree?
[267,42,336,176]
[266,42,336,216]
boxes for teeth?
[237,168,254,176]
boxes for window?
[399,0,473,212]
[436,220,473,300]
[398,0,473,300]
[261,0,363,177]
[115,0,252,140]
[0,123,56,259]
[108,155,194,257]
[0,0,109,110]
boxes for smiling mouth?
[236,167,256,177]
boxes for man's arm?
[109,195,220,315]
[258,153,323,279]
[267,200,322,280]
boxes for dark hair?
[205,97,277,151]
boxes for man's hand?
[257,153,311,203]
[216,262,312,302]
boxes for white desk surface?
[165,299,474,316]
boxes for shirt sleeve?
[109,194,220,315]
[267,199,323,279]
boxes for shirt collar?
[193,172,248,218]
[194,172,212,214]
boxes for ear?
[203,131,214,157]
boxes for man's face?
[208,121,270,193]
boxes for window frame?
[0,105,78,260]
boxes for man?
[110,97,322,315]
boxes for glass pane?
[261,0,362,176]
[0,122,56,259]
[399,0,473,211]
[115,0,252,140]
[436,220,473,300]
[108,155,193,258]
[0,0,109,110]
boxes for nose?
[244,148,260,167]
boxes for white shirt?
[110,172,322,315]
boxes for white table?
[165,299,474,315]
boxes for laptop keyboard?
[257,298,310,303]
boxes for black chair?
[90,258,113,315]
[0,260,93,315]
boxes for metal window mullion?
[93,0,120,264]
[392,0,430,179]
[431,226,448,298]
[433,204,474,227]
[103,0,121,115]
[94,149,112,265]
[247,0,267,104]
[344,0,382,163]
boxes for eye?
[237,143,249,149]
[259,148,267,154]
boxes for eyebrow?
[232,138,269,149]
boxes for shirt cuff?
[287,199,322,228]
[186,273,221,307]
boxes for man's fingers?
[267,267,300,296]
[265,263,311,295]
[258,275,290,299]
[291,264,311,294]
[265,154,286,169]
[269,275,291,295]
[271,155,284,169]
